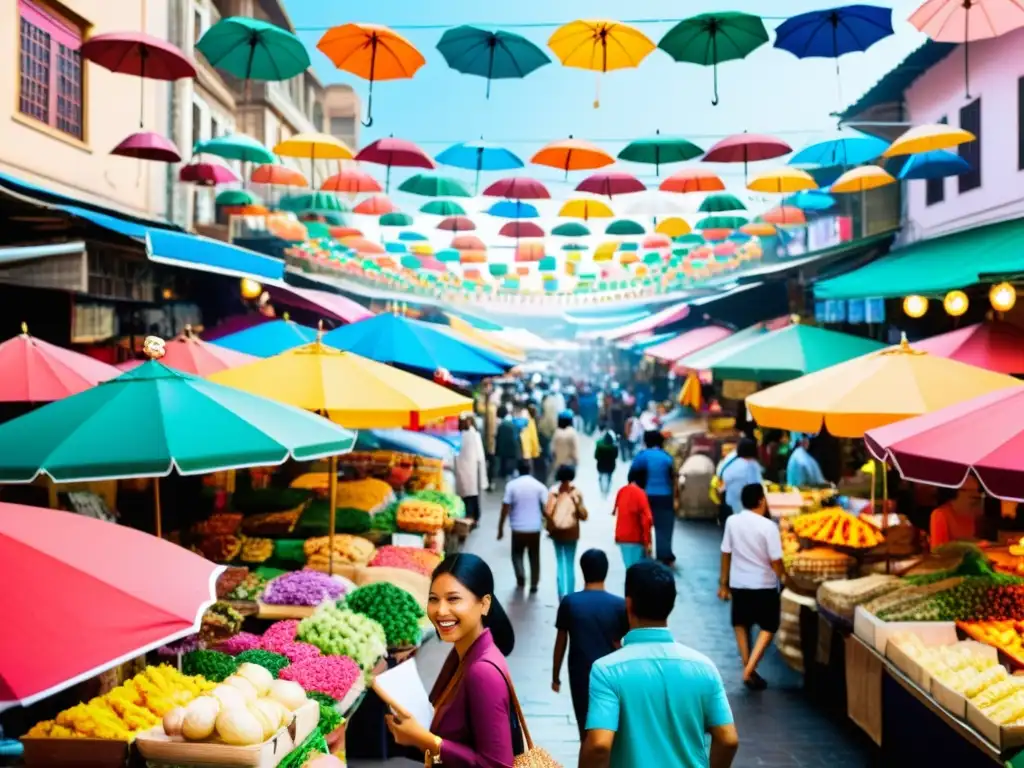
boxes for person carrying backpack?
[545,464,589,600]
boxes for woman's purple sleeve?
[439,662,514,768]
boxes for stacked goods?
[298,501,371,535]
[233,487,313,516]
[344,582,426,648]
[183,650,238,683]
[196,535,242,563]
[234,650,291,678]
[27,666,215,739]
[216,567,250,599]
[817,575,905,622]
[279,656,364,706]
[890,633,1005,693]
[226,572,268,601]
[396,498,446,534]
[791,509,884,549]
[961,621,1024,663]
[371,501,399,534]
[201,602,244,642]
[334,478,395,516]
[241,537,274,564]
[193,514,243,536]
[408,457,444,491]
[262,571,347,606]
[296,605,387,670]
[905,545,1024,587]
[370,545,440,576]
[409,490,466,520]
[786,548,855,592]
[304,534,376,570]
[862,577,965,617]
[878,581,1024,622]
[217,633,263,656]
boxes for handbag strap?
[481,660,535,751]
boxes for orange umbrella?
[643,233,671,249]
[660,168,725,193]
[460,250,487,264]
[515,241,545,262]
[701,228,732,241]
[321,169,382,194]
[353,195,396,215]
[342,236,385,254]
[330,226,363,238]
[740,222,777,236]
[531,137,614,172]
[318,24,425,127]
[452,234,486,251]
[761,206,806,226]
[250,164,307,187]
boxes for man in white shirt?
[498,460,549,593]
[718,483,784,690]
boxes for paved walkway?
[354,436,873,767]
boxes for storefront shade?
[912,322,1024,375]
[675,322,782,372]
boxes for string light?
[903,295,928,319]
[943,290,968,317]
[990,282,1017,313]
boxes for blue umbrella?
[398,231,429,242]
[385,242,408,253]
[355,429,457,460]
[784,190,836,211]
[487,200,539,219]
[436,26,550,98]
[898,149,971,180]
[435,140,524,193]
[790,133,889,168]
[212,319,317,358]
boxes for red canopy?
[482,177,550,199]
[703,133,792,163]
[576,171,645,198]
[645,325,734,363]
[79,32,196,80]
[120,334,257,377]
[913,322,1024,375]
[0,330,119,402]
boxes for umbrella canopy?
[111,131,181,163]
[0,503,222,710]
[250,163,307,187]
[274,133,353,160]
[831,165,896,193]
[645,325,734,363]
[416,200,461,217]
[399,173,472,198]
[209,338,471,428]
[435,141,523,193]
[436,26,550,97]
[660,167,725,193]
[643,233,671,249]
[748,335,1021,436]
[483,177,551,199]
[761,206,807,225]
[452,234,486,251]
[195,133,275,164]
[747,167,817,193]
[488,200,539,219]
[216,189,260,207]
[656,217,691,237]
[552,222,590,237]
[322,313,510,378]
[576,171,645,198]
[784,190,836,210]
[439,216,476,232]
[80,31,196,80]
[179,161,239,186]
[126,330,256,377]
[659,12,769,105]
[355,138,435,192]
[279,191,349,213]
[559,198,614,220]
[774,6,894,59]
[343,236,386,254]
[606,219,645,236]
[197,17,310,81]
[0,326,119,402]
[740,222,778,236]
[699,193,746,213]
[913,322,1024,374]
[213,319,318,357]
[883,123,977,157]
[318,24,425,126]
[864,386,1024,499]
[697,214,748,230]
[321,168,382,194]
[353,194,397,215]
[789,132,889,167]
[617,130,703,175]
[380,212,414,227]
[499,221,545,239]
[898,149,972,179]
[704,132,792,172]
[531,138,614,172]
[547,20,656,106]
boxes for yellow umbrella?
[883,123,976,157]
[548,20,655,107]
[446,315,526,362]
[679,371,702,410]
[593,240,619,261]
[410,242,434,255]
[559,198,614,220]
[746,167,817,194]
[656,217,691,237]
[831,165,896,194]
[746,335,1020,438]
[273,133,354,188]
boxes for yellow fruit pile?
[27,665,214,741]
[961,620,1024,660]
[334,478,395,513]
[304,534,376,568]
[791,509,883,549]
[396,499,446,534]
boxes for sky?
[280,0,929,266]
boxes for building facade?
[325,83,359,150]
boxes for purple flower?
[262,571,346,606]
[157,635,205,656]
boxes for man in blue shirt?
[630,431,677,566]
[719,438,764,518]
[786,433,827,488]
[581,561,738,768]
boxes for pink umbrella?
[703,133,792,181]
[482,177,550,199]
[499,221,545,239]
[912,322,1024,375]
[354,138,435,192]
[110,131,181,163]
[642,233,671,249]
[437,216,476,232]
[575,171,645,198]
[179,162,239,187]
[451,234,487,251]
[419,256,448,272]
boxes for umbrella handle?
[362,39,378,127]
[710,36,720,106]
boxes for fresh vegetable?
[236,662,275,696]
[235,649,291,678]
[267,679,308,711]
[906,547,1024,586]
[162,707,186,737]
[216,632,263,656]
[306,691,342,736]
[262,570,346,606]
[201,602,244,639]
[299,501,372,534]
[344,582,425,648]
[877,578,1024,622]
[277,729,331,768]
[303,535,376,569]
[210,685,247,711]
[334,478,395,513]
[370,502,398,533]
[297,605,387,670]
[215,706,264,745]
[227,572,268,601]
[183,649,238,683]
[409,489,465,520]
[278,656,362,701]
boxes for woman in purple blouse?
[385,554,520,767]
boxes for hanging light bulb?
[943,290,969,317]
[903,295,928,318]
[990,282,1017,312]
[240,278,263,300]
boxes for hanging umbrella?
[660,168,725,193]
[531,137,614,173]
[563,243,589,252]
[761,206,806,225]
[0,502,223,710]
[331,226,363,239]
[898,149,972,179]
[110,131,181,163]
[178,161,239,186]
[409,242,434,256]
[126,327,257,377]
[547,20,656,107]
[194,133,275,164]
[559,198,614,220]
[784,190,836,210]
[321,168,382,194]
[656,217,691,237]
[438,216,476,232]
[435,141,523,194]
[606,219,646,236]
[437,248,462,262]
[482,177,551,199]
[436,26,550,98]
[576,171,645,198]
[380,212,414,227]
[696,214,748,230]
[514,242,545,263]
[213,318,318,358]
[789,132,889,167]
[355,137,435,192]
[343,236,386,254]
[400,254,422,270]
[250,163,307,187]
[274,133,353,188]
[499,221,545,239]
[419,256,448,272]
[421,200,466,216]
[0,324,119,402]
[385,242,409,254]
[699,193,746,213]
[883,123,977,157]
[279,191,349,213]
[216,189,259,207]
[747,167,818,194]
[398,173,472,198]
[831,165,896,193]
[674,233,706,246]
[617,130,703,175]
[704,133,793,181]
[452,234,487,251]
[552,222,590,237]
[353,194,397,215]
[198,17,310,86]
[318,24,425,126]
[658,12,769,105]
[643,233,672,249]
[488,200,539,219]
[741,222,778,236]
[460,251,487,264]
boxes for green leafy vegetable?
[182,649,238,683]
[234,649,290,678]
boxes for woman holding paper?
[384,553,519,767]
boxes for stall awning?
[814,217,1024,300]
[645,325,735,363]
[582,300,690,341]
[0,241,84,264]
[267,284,372,323]
[146,230,284,281]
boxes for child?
[612,466,653,568]
[594,430,619,496]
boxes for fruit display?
[241,537,274,563]
[217,632,263,656]
[369,545,439,576]
[344,582,426,648]
[279,656,363,703]
[817,575,904,622]
[862,577,965,617]
[262,570,347,607]
[333,477,395,514]
[201,601,244,641]
[906,545,1024,587]
[396,498,446,534]
[876,579,1024,622]
[370,502,399,533]
[790,509,884,549]
[196,534,242,563]
[961,621,1024,664]
[182,650,238,683]
[297,501,372,535]
[260,620,302,651]
[240,507,303,536]
[303,534,376,568]
[889,633,1005,693]
[234,649,291,678]
[193,514,243,536]
[26,666,215,740]
[296,605,387,670]
[227,572,269,601]
[408,489,466,520]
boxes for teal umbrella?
[699,193,746,213]
[280,191,349,213]
[380,212,414,227]
[552,222,590,238]
[299,209,347,226]
[696,215,748,230]
[304,221,331,239]
[194,133,275,164]
[385,242,408,253]
[398,231,428,242]
[606,219,645,236]
[400,255,422,269]
[489,263,509,278]
[197,17,311,82]
[619,242,639,252]
[539,256,557,271]
[617,130,703,175]
[216,189,260,207]
[436,248,461,263]
[421,200,466,216]
[436,26,551,98]
[399,173,472,198]
[674,233,705,245]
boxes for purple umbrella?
[499,221,544,239]
[111,131,181,163]
[179,162,240,187]
[575,171,646,198]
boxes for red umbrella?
[321,168,382,194]
[342,236,386,254]
[642,233,672,249]
[110,131,181,163]
[913,322,1024,375]
[354,138,435,192]
[179,162,239,187]
[330,226,363,238]
[499,221,544,238]
[701,228,732,241]
[251,164,308,187]
[128,331,257,377]
[438,216,476,232]
[0,502,222,709]
[576,171,646,198]
[353,195,396,215]
[761,206,806,226]
[703,133,792,181]
[452,234,487,251]
[482,177,551,199]
[0,326,119,402]
[660,168,726,193]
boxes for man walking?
[718,483,784,690]
[581,561,738,768]
[498,459,547,593]
[552,549,627,739]
[630,431,677,566]
[494,405,522,489]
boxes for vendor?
[786,433,826,488]
[930,477,984,550]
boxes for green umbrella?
[539,256,557,272]
[197,17,311,82]
[216,189,260,207]
[674,233,705,245]
[380,212,415,227]
[643,251,663,265]
[617,130,703,175]
[658,12,769,105]
[552,222,590,238]
[696,215,748,230]
[490,263,509,278]
[194,133,275,164]
[605,219,645,236]
[619,242,639,252]
[699,193,747,213]
[400,255,422,269]
[562,243,588,251]
[420,200,466,216]
[300,209,347,226]
[303,221,331,239]
[280,191,349,213]
[436,249,461,263]
[398,173,472,198]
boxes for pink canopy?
[590,300,690,341]
[645,325,734,363]
[268,286,373,324]
[913,322,1024,375]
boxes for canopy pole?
[328,454,338,574]
[154,477,163,539]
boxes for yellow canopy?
[831,165,896,194]
[656,217,691,237]
[559,198,614,220]
[208,338,471,429]
[746,336,1020,437]
[747,167,817,194]
[273,133,354,160]
[548,20,655,72]
[446,315,526,362]
[593,240,619,261]
[883,123,976,157]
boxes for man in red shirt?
[612,467,654,568]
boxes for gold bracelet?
[423,735,442,766]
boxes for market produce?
[370,501,399,533]
[216,632,263,656]
[262,570,347,606]
[906,545,1024,587]
[241,508,304,535]
[889,633,1001,690]
[235,649,291,678]
[237,662,275,695]
[193,513,243,536]
[304,534,376,568]
[182,649,238,683]
[370,545,438,576]
[278,656,363,702]
[307,691,343,735]
[817,575,904,622]
[396,498,446,534]
[862,577,964,617]
[261,620,301,651]
[223,674,258,702]
[241,536,274,563]
[790,509,883,549]
[277,730,331,768]
[786,547,854,590]
[961,620,1024,661]
[344,582,425,648]
[267,679,308,711]
[216,706,264,745]
[409,489,466,520]
[182,697,219,739]
[275,641,324,664]
[227,572,269,601]
[876,579,1024,622]
[299,500,372,534]
[216,566,249,599]
[297,605,387,670]
[197,534,242,562]
[334,477,395,513]
[201,601,244,640]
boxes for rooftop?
[840,40,956,121]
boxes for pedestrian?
[515,402,540,473]
[580,561,739,768]
[719,437,764,519]
[630,431,677,566]
[718,483,784,690]
[551,413,580,478]
[624,413,643,462]
[580,386,599,435]
[526,403,549,482]
[483,390,499,490]
[453,414,487,523]
[613,467,653,568]
[552,549,628,739]
[594,430,619,496]
[385,553,520,765]
[545,464,589,600]
[786,433,827,488]
[494,405,522,489]
[498,459,547,593]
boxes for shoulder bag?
[478,660,562,768]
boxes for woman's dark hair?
[557,414,573,429]
[431,554,515,656]
[643,430,665,448]
[497,405,508,419]
[736,437,758,459]
[628,465,648,489]
[556,464,576,483]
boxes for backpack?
[546,487,580,531]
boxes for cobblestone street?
[355,436,874,767]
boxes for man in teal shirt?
[580,561,739,768]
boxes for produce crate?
[21,736,129,768]
[967,698,1024,751]
[853,605,958,654]
[256,600,329,620]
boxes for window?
[312,102,324,132]
[925,116,947,206]
[18,0,84,140]
[330,115,356,139]
[192,0,208,45]
[192,103,202,150]
[959,97,982,193]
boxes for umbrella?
[499,221,545,239]
[398,173,472,198]
[124,328,257,376]
[784,190,836,210]
[515,242,546,262]
[318,24,425,126]
[321,168,382,194]
[699,193,746,213]
[883,123,976,157]
[452,235,486,251]
[659,12,769,105]
[531,138,614,173]
[110,131,181,163]
[437,248,462,262]
[741,222,778,236]
[643,233,672,249]
[789,132,889,167]
[563,243,589,252]
[178,161,239,186]
[197,17,310,83]
[696,215,748,230]
[380,212,414,227]
[747,167,818,193]
[898,149,972,179]
[438,216,476,232]
[421,200,466,216]
[910,0,1024,98]
[353,195,397,215]
[250,163,307,187]
[213,318,318,357]
[912,322,1024,374]
[748,334,1020,436]
[435,141,523,193]
[617,130,703,175]
[547,20,656,107]
[274,133,353,187]
[0,502,223,710]
[576,171,645,198]
[660,168,725,193]
[460,251,487,264]
[559,198,614,220]
[279,191,349,213]
[831,165,896,193]
[488,200,539,219]
[656,217,691,237]
[355,137,435,192]
[761,206,806,225]
[436,26,550,98]
[0,324,119,402]
[483,177,550,199]
[194,133,275,164]
[331,226,363,238]
[400,254,421,269]
[646,325,735,363]
[343,236,386,254]
[704,133,793,181]
[606,219,645,236]
[216,189,260,207]
[552,222,590,237]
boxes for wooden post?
[154,477,163,539]
[328,455,338,574]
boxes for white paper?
[391,532,424,548]
[374,658,434,728]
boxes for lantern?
[903,295,928,318]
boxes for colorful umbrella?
[0,502,223,710]
[435,141,523,193]
[912,322,1024,374]
[460,251,487,264]
[216,189,259,207]
[576,171,645,198]
[250,163,307,187]
[0,325,118,402]
[784,190,836,210]
[274,133,353,187]
[499,221,545,239]
[740,222,778,236]
[831,165,896,193]
[343,236,386,254]
[531,137,614,173]
[355,137,435,191]
[883,123,976,157]
[124,329,258,377]
[197,17,310,82]
[483,177,551,199]
[279,191,349,214]
[111,131,181,163]
[380,212,414,227]
[320,168,382,194]
[617,130,703,175]
[488,200,539,219]
[643,233,672,249]
[436,26,550,98]
[178,161,239,186]
[547,20,656,107]
[318,24,425,126]
[747,167,818,193]
[452,234,486,251]
[658,12,769,105]
[699,193,746,213]
[213,319,318,358]
[656,217,691,237]
[789,132,889,167]
[761,206,806,225]
[438,216,476,232]
[606,219,645,236]
[353,194,397,215]
[398,173,472,198]
[330,226,363,238]
[559,198,614,220]
[696,214,748,230]
[421,200,466,216]
[645,325,735,363]
[898,149,972,179]
[704,133,793,181]
[660,168,725,193]
[748,334,1020,436]
[194,133,275,164]
[552,222,590,237]
[436,248,462,262]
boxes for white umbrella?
[622,190,691,217]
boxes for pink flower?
[261,620,300,652]
[215,632,262,656]
[276,641,323,664]
[279,656,361,700]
